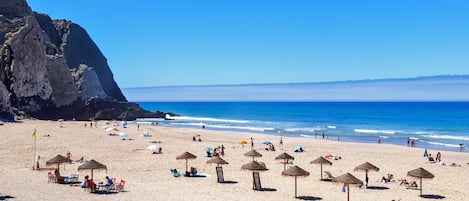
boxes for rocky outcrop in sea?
[0,0,170,121]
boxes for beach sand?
[0,120,468,200]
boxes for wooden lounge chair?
[323,171,334,181]
[252,172,262,190]
[216,166,224,183]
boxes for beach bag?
[342,184,346,192]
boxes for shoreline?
[1,120,468,200]
[137,120,468,154]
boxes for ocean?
[136,102,469,152]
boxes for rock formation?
[0,0,170,121]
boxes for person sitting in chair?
[105,176,113,186]
[428,154,435,162]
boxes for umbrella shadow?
[296,196,322,200]
[220,180,238,184]
[366,186,390,190]
[257,187,277,192]
[420,194,446,199]
[92,191,119,195]
[320,178,332,182]
[0,195,15,200]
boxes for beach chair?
[323,171,334,181]
[216,166,224,183]
[48,172,57,183]
[190,167,198,176]
[115,180,125,192]
[252,172,262,190]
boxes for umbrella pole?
[284,159,286,170]
[186,159,188,173]
[295,176,298,198]
[420,178,422,196]
[91,169,94,180]
[347,183,350,201]
[320,163,323,180]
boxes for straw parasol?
[353,162,379,186]
[46,154,71,170]
[332,173,363,201]
[310,156,332,180]
[207,156,229,167]
[407,167,435,197]
[242,161,268,190]
[244,149,262,161]
[275,152,295,170]
[176,152,197,173]
[282,165,310,198]
[78,159,107,180]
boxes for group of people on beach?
[207,145,225,157]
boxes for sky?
[27,0,469,88]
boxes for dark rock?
[0,1,171,121]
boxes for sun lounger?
[252,172,262,190]
[48,172,57,183]
[323,171,334,181]
[216,166,224,183]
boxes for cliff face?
[0,0,166,120]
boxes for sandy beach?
[0,120,468,201]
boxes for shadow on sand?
[421,194,446,199]
[220,181,238,184]
[296,196,322,200]
[366,186,390,190]
[0,195,15,200]
[257,188,277,192]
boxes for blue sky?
[28,0,469,88]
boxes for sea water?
[136,102,469,152]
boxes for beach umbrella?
[148,145,159,151]
[207,156,229,167]
[244,149,262,161]
[176,152,197,173]
[332,173,363,201]
[118,132,128,138]
[46,154,71,170]
[242,161,268,190]
[407,167,434,197]
[239,140,247,145]
[275,152,295,170]
[282,165,310,198]
[204,147,213,152]
[353,162,379,186]
[293,145,303,152]
[310,156,333,180]
[78,159,107,180]
[105,127,118,132]
[263,141,272,145]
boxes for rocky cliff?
[0,0,169,121]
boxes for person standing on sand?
[250,137,254,149]
[279,137,283,148]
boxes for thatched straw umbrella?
[281,165,310,198]
[207,156,229,183]
[46,154,71,170]
[78,159,107,180]
[332,173,363,201]
[241,160,268,190]
[407,167,434,197]
[176,152,197,173]
[207,156,229,167]
[244,149,262,161]
[310,156,332,180]
[275,152,295,170]
[354,162,379,187]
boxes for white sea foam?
[165,115,249,123]
[326,125,336,129]
[209,124,273,132]
[422,134,469,141]
[300,134,313,138]
[285,127,323,133]
[354,129,397,135]
[424,141,460,148]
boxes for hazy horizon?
[122,75,469,102]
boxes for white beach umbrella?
[118,132,128,138]
[148,145,159,151]
[105,127,116,132]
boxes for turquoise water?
[137,102,469,152]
